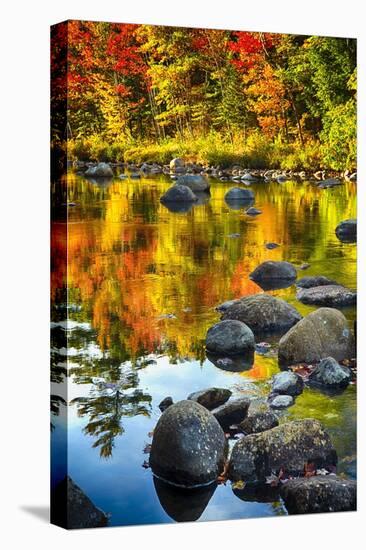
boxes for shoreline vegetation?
[51,22,356,174]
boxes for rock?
[206,351,254,372]
[318,178,342,188]
[149,400,227,487]
[278,307,355,367]
[268,394,294,409]
[241,173,259,182]
[271,371,304,396]
[51,476,108,529]
[206,320,255,356]
[297,284,356,307]
[308,357,352,389]
[220,294,301,337]
[280,476,356,514]
[211,397,250,429]
[265,242,280,249]
[299,263,311,270]
[250,261,297,286]
[170,157,186,173]
[296,275,338,288]
[245,207,262,216]
[335,219,357,243]
[176,174,210,192]
[216,299,239,312]
[159,396,173,412]
[225,187,255,202]
[187,388,232,410]
[160,185,197,203]
[233,483,280,503]
[229,419,337,483]
[84,162,114,178]
[239,410,279,434]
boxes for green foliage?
[320,99,357,170]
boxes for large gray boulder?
[250,261,297,285]
[211,397,250,429]
[335,219,357,243]
[51,476,108,529]
[296,275,338,288]
[271,371,304,396]
[280,476,356,514]
[176,174,210,192]
[187,388,232,410]
[225,187,255,201]
[278,307,355,367]
[229,419,337,483]
[84,162,114,178]
[160,184,197,203]
[309,356,352,389]
[149,400,227,487]
[296,285,356,307]
[220,294,301,337]
[206,320,255,356]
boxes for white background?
[0,0,364,548]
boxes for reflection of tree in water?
[50,356,67,431]
[70,362,152,458]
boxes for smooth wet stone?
[187,387,232,410]
[221,294,301,337]
[159,396,174,412]
[280,476,356,514]
[51,476,108,529]
[335,219,357,243]
[170,157,186,173]
[265,242,280,249]
[84,162,114,178]
[278,307,355,367]
[206,320,255,356]
[149,400,227,487]
[239,410,279,434]
[211,397,251,429]
[233,483,280,503]
[250,261,297,284]
[160,184,197,203]
[176,174,210,192]
[229,419,337,483]
[309,357,352,389]
[296,275,338,288]
[245,207,262,216]
[271,371,304,396]
[268,394,294,409]
[317,178,342,188]
[296,284,356,307]
[225,187,255,201]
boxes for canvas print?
[51,20,357,529]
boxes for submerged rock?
[220,294,301,337]
[159,396,174,412]
[296,275,338,288]
[239,410,279,434]
[250,261,297,285]
[245,207,262,216]
[271,371,304,396]
[335,219,357,243]
[206,351,255,372]
[229,419,337,483]
[160,184,197,203]
[187,388,232,410]
[51,476,108,529]
[176,174,210,192]
[268,394,294,409]
[278,307,355,367]
[211,397,250,429]
[280,476,356,514]
[149,400,227,487]
[265,242,280,250]
[84,162,114,178]
[308,356,352,389]
[296,284,356,307]
[206,320,255,356]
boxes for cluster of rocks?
[149,398,356,514]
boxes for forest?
[51,21,356,171]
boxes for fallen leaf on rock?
[232,480,246,491]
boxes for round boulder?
[160,185,197,203]
[296,284,356,307]
[225,187,255,202]
[176,174,210,192]
[206,320,255,356]
[170,157,186,173]
[149,400,227,487]
[278,307,355,367]
[271,371,304,396]
[335,219,357,243]
[84,162,114,178]
[187,387,232,410]
[296,275,338,288]
[309,356,352,389]
[268,394,294,409]
[250,261,297,284]
[220,294,301,337]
